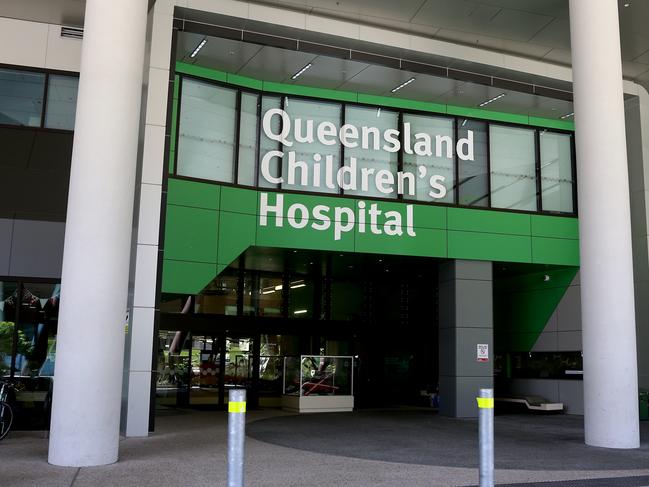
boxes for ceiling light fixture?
[291,63,313,80]
[478,93,506,107]
[189,38,208,58]
[560,112,574,119]
[294,309,308,315]
[391,78,416,93]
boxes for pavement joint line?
[473,475,649,487]
[70,467,81,486]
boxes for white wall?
[0,17,81,71]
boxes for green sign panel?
[161,178,579,294]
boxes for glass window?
[540,131,574,213]
[282,97,341,194]
[237,92,258,186]
[0,68,45,127]
[258,96,282,189]
[344,106,398,199]
[44,75,78,130]
[0,281,19,377]
[403,113,454,203]
[490,125,537,211]
[195,275,238,315]
[257,276,283,317]
[177,78,236,182]
[457,119,489,207]
[331,280,363,321]
[288,277,313,319]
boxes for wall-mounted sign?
[261,108,475,199]
[258,108,476,240]
[477,344,489,362]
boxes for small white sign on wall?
[477,344,489,362]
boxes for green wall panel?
[220,185,258,215]
[448,207,530,235]
[354,226,446,257]
[411,204,447,230]
[164,205,218,263]
[529,116,574,131]
[532,237,580,266]
[162,260,217,294]
[167,178,221,210]
[218,211,257,267]
[161,178,580,294]
[227,73,263,90]
[256,216,356,252]
[447,231,532,262]
[494,267,578,352]
[531,214,579,239]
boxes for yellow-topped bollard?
[228,389,246,487]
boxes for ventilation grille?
[61,26,83,39]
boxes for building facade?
[0,0,648,466]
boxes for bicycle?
[0,381,15,441]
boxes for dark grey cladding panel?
[28,131,74,172]
[350,51,400,69]
[0,127,71,221]
[299,41,349,60]
[242,31,297,51]
[534,85,573,101]
[9,219,65,279]
[0,128,35,169]
[182,21,242,41]
[492,77,534,94]
[0,219,12,275]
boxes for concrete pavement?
[1,408,649,486]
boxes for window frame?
[0,64,79,134]
[170,71,577,218]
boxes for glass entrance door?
[189,335,222,407]
[224,336,255,405]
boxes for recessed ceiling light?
[560,111,574,119]
[291,63,313,80]
[478,92,506,107]
[391,78,416,93]
[189,38,207,58]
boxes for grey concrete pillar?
[438,260,493,418]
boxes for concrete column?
[569,0,640,448]
[48,0,149,466]
[438,260,493,418]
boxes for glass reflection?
[0,68,45,127]
[44,75,79,130]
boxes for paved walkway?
[2,408,649,486]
